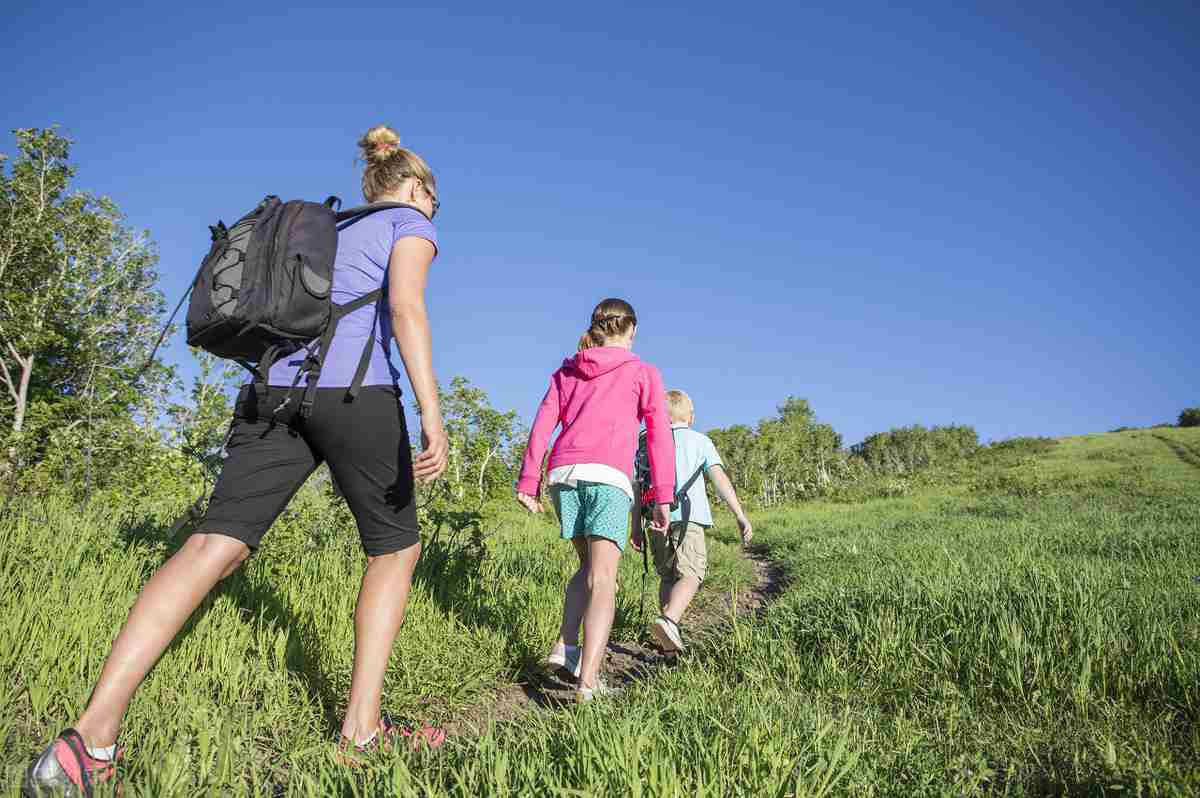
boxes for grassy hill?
[3,428,1199,795]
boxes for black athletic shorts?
[195,383,419,556]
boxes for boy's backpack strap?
[677,462,706,498]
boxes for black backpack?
[184,195,423,417]
[634,428,706,526]
[633,427,706,578]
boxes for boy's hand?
[516,492,543,514]
[650,503,671,532]
[737,516,754,545]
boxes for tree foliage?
[1179,407,1200,428]
[417,376,526,513]
[706,397,845,508]
[851,424,980,474]
[0,127,170,491]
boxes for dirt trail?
[1152,433,1200,470]
[440,545,789,738]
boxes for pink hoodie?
[517,347,676,503]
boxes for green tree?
[0,127,169,486]
[418,376,525,511]
[168,350,243,481]
[706,397,843,508]
[1180,407,1200,428]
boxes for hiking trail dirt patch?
[439,544,789,738]
[1152,433,1200,471]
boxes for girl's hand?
[414,420,449,484]
[650,503,671,532]
[516,492,543,514]
[630,525,645,552]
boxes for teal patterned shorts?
[550,481,632,551]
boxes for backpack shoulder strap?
[295,288,384,416]
[344,290,384,401]
[678,462,706,497]
[672,427,706,528]
[334,201,429,227]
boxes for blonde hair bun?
[356,124,437,202]
[359,124,402,165]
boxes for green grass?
[3,428,1200,795]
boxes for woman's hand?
[414,418,448,484]
[516,491,543,514]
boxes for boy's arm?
[708,464,753,544]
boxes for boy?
[633,389,753,653]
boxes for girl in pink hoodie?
[516,298,675,701]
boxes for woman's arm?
[387,236,447,484]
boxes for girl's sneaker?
[575,679,620,703]
[541,644,582,682]
[23,728,123,797]
[652,615,685,652]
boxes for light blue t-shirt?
[670,424,723,527]
[268,207,437,388]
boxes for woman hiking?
[25,124,448,795]
[515,298,676,701]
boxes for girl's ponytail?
[577,298,638,351]
[577,327,605,351]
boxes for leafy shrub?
[986,436,1057,456]
[850,424,979,475]
[1179,407,1200,428]
[970,465,1049,499]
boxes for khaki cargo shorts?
[650,521,708,582]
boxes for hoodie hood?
[562,347,640,380]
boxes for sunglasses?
[417,178,439,219]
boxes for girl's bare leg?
[578,536,621,689]
[555,537,590,648]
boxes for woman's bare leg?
[74,534,250,747]
[339,544,421,743]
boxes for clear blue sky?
[3,1,1196,445]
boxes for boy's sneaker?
[575,679,620,703]
[23,728,122,797]
[541,644,582,682]
[652,615,685,653]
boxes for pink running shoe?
[335,713,445,767]
[23,728,123,797]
